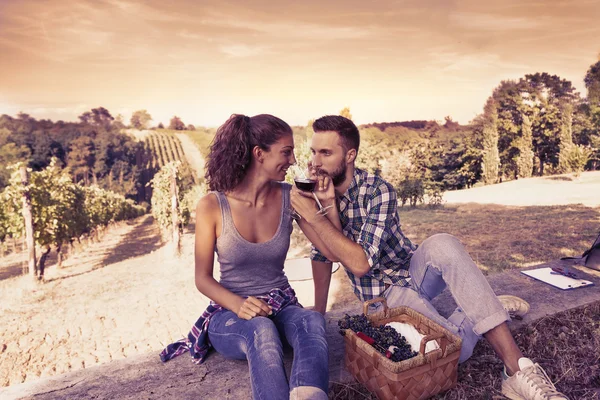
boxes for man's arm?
[296,210,342,262]
[303,214,371,277]
[312,260,333,314]
[296,182,397,279]
[291,182,370,276]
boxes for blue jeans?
[382,233,510,363]
[208,305,329,400]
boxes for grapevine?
[0,159,145,276]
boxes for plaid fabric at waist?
[159,284,300,365]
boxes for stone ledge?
[2,260,599,400]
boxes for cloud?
[427,48,531,73]
[201,11,375,41]
[218,44,270,58]
[450,12,543,31]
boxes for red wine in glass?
[294,178,317,192]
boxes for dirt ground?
[0,215,205,387]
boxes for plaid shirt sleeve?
[356,182,397,270]
[310,244,331,263]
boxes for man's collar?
[339,168,362,203]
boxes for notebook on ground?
[521,267,594,290]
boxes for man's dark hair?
[312,115,360,152]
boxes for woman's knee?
[246,317,282,350]
[297,310,326,334]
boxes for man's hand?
[309,163,336,207]
[236,297,272,320]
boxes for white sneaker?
[498,295,530,319]
[502,358,569,400]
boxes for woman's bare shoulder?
[195,192,220,217]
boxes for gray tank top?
[213,182,292,297]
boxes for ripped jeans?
[208,305,329,400]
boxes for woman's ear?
[252,146,264,163]
[346,148,357,164]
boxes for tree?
[584,60,600,106]
[0,127,10,146]
[481,99,500,184]
[79,107,114,129]
[186,124,196,131]
[339,107,352,120]
[520,73,580,175]
[355,126,396,175]
[157,122,165,129]
[0,143,31,189]
[306,119,315,140]
[557,104,574,173]
[514,114,534,178]
[491,80,524,180]
[130,110,153,130]
[428,135,482,190]
[169,116,185,130]
[530,99,562,175]
[113,114,126,130]
[443,116,460,131]
[67,136,95,185]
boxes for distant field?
[443,171,600,207]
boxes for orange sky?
[0,0,599,127]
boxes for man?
[290,115,568,400]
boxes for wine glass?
[291,165,333,216]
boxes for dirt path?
[0,216,207,387]
[176,132,206,181]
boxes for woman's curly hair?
[205,114,292,192]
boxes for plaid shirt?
[159,284,299,365]
[310,168,417,302]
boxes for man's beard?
[319,160,347,187]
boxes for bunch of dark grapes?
[338,314,418,362]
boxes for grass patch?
[295,203,600,311]
[292,204,600,275]
[329,301,600,400]
[399,204,600,275]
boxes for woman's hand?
[291,186,318,221]
[236,296,273,320]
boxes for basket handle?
[418,332,444,356]
[362,297,388,317]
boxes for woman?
[160,114,329,400]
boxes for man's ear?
[346,148,357,164]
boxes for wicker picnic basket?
[342,297,462,400]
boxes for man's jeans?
[382,233,509,363]
[208,305,329,400]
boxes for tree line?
[288,61,600,206]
